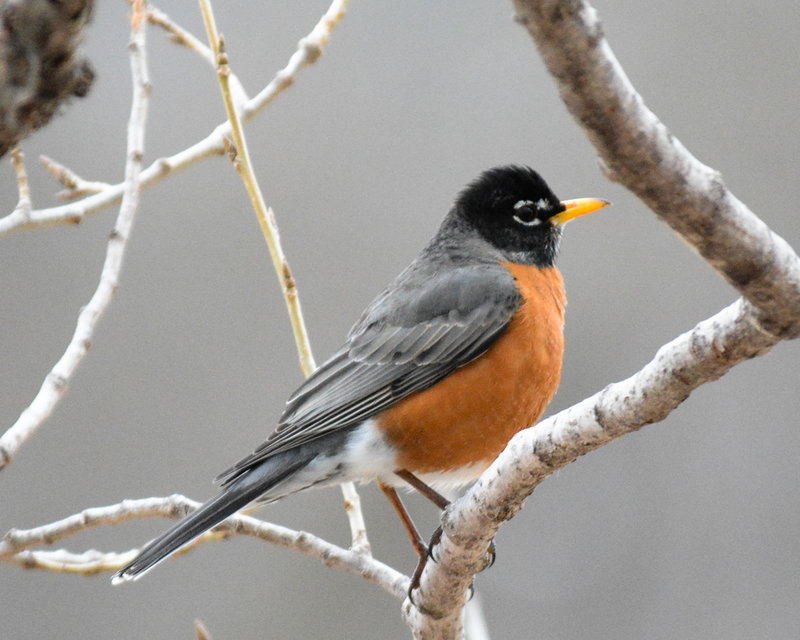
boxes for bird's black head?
[453,165,567,267]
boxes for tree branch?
[9,148,31,215]
[512,0,800,338]
[0,0,349,469]
[146,4,248,109]
[200,2,316,379]
[0,495,406,598]
[0,0,348,237]
[147,5,215,68]
[406,298,779,634]
[404,1,800,636]
[198,0,367,554]
[40,154,112,199]
[0,0,151,469]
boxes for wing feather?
[217,261,520,486]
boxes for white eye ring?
[513,214,542,226]
[513,200,543,226]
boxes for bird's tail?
[112,454,311,584]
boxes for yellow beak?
[549,198,611,226]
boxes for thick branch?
[405,1,800,635]
[512,0,800,338]
[407,298,778,635]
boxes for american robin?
[113,165,610,593]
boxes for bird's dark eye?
[512,200,541,227]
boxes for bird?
[112,165,610,593]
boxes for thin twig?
[0,495,406,598]
[0,0,347,466]
[0,1,151,470]
[147,5,214,65]
[1,496,210,555]
[9,149,31,219]
[199,0,369,553]
[0,0,348,237]
[195,620,212,640]
[341,481,371,555]
[199,1,316,375]
[40,155,112,200]
[146,4,247,106]
[7,549,135,574]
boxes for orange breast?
[376,264,566,474]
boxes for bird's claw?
[426,525,443,563]
[484,538,496,569]
[407,531,497,606]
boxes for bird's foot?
[407,529,496,604]
[408,526,444,603]
[426,525,443,562]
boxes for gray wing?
[217,262,520,487]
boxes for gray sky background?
[2,2,799,639]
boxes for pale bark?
[404,1,800,637]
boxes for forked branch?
[404,2,800,637]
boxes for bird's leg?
[378,482,428,558]
[395,469,497,585]
[394,469,450,509]
[382,471,497,600]
[379,481,435,603]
